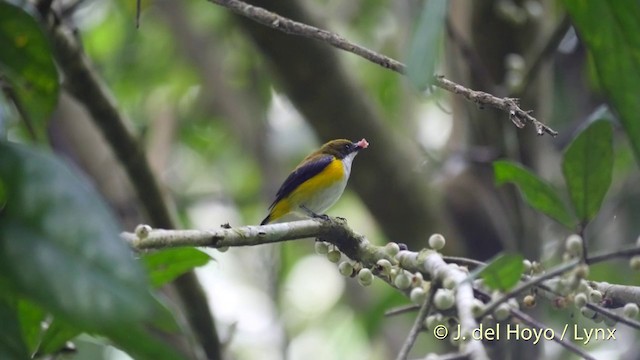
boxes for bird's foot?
[301,205,330,221]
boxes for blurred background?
[4,0,640,359]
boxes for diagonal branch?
[395,285,436,360]
[207,0,558,137]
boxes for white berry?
[357,268,373,286]
[428,233,446,250]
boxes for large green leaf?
[473,253,524,292]
[494,160,575,228]
[0,142,184,359]
[0,297,30,360]
[35,317,79,356]
[406,0,448,89]
[0,2,59,137]
[562,120,613,223]
[143,248,211,288]
[17,299,45,353]
[563,1,640,165]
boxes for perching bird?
[260,138,369,225]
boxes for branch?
[397,251,489,360]
[510,309,596,360]
[585,303,640,331]
[591,282,640,309]
[478,259,580,319]
[124,218,489,359]
[207,0,558,137]
[395,285,436,360]
[586,245,640,265]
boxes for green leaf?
[494,160,575,228]
[16,299,45,353]
[0,142,185,359]
[562,119,613,223]
[406,0,448,89]
[563,1,640,165]
[143,248,211,288]
[36,317,80,356]
[0,297,30,360]
[0,141,154,328]
[474,253,524,292]
[0,2,59,137]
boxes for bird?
[260,138,369,225]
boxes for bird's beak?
[355,138,369,150]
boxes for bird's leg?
[300,205,330,221]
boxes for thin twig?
[395,285,437,360]
[585,303,640,331]
[478,259,580,318]
[207,0,558,137]
[385,304,420,317]
[510,309,597,360]
[586,245,640,265]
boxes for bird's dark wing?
[268,154,334,209]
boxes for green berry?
[428,233,446,250]
[442,277,456,290]
[624,303,639,318]
[434,289,455,310]
[384,242,400,257]
[424,314,443,329]
[135,224,152,239]
[411,272,424,287]
[357,268,373,286]
[338,262,354,277]
[410,287,426,304]
[494,303,510,321]
[471,299,485,317]
[574,293,588,308]
[566,234,583,255]
[314,241,329,255]
[589,290,603,304]
[394,272,411,290]
[630,256,640,270]
[327,249,341,263]
[375,259,392,275]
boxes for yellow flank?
[269,158,344,221]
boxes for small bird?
[261,138,369,225]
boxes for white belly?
[294,151,356,217]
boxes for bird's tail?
[260,214,271,225]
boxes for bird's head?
[318,138,369,159]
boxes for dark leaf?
[0,297,30,360]
[564,1,640,165]
[0,142,184,359]
[562,119,613,223]
[0,2,59,137]
[494,160,575,228]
